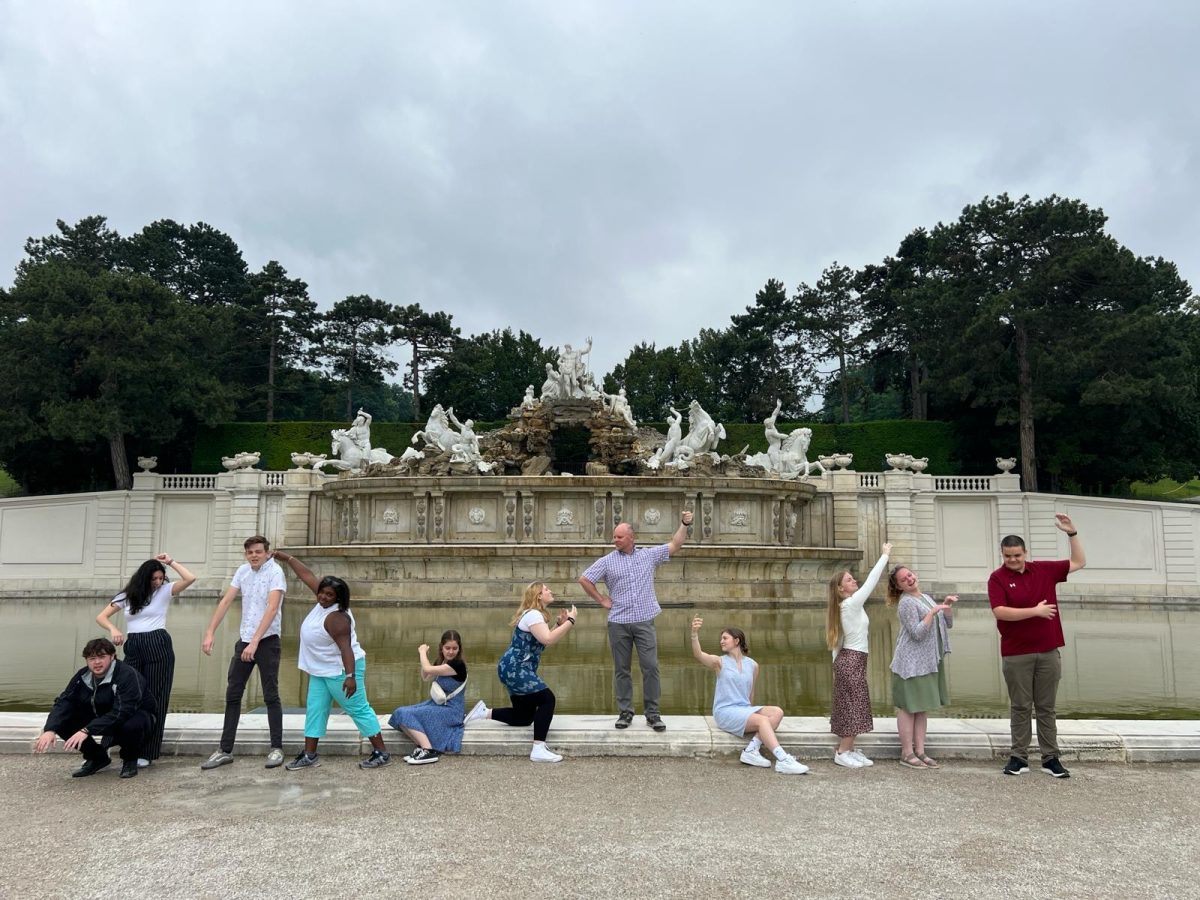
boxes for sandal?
[919,755,940,768]
[899,754,927,769]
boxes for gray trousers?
[1001,649,1062,762]
[607,620,660,716]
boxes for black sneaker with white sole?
[1041,757,1071,778]
[405,748,441,765]
[1002,756,1030,776]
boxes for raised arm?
[1055,514,1086,573]
[272,550,320,595]
[842,543,892,611]
[418,644,459,681]
[668,510,695,555]
[529,605,578,646]
[689,617,721,671]
[156,553,197,596]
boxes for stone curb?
[3,713,1197,762]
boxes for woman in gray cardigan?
[887,565,957,769]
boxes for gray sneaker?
[200,750,234,770]
[285,751,320,771]
[265,748,285,768]
[359,750,392,769]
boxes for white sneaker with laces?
[775,755,810,775]
[136,758,151,769]
[265,748,285,768]
[530,743,563,763]
[464,700,489,725]
[850,750,874,767]
[740,749,772,767]
[833,750,864,769]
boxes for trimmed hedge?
[194,418,962,474]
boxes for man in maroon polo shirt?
[988,513,1086,779]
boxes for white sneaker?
[740,749,772,767]
[850,750,874,767]
[136,758,151,769]
[530,743,563,763]
[775,755,810,775]
[833,750,864,769]
[265,748,285,769]
[464,700,489,725]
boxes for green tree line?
[2,193,1197,494]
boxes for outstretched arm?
[668,510,694,554]
[272,550,320,595]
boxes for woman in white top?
[271,551,391,771]
[825,542,891,769]
[96,553,196,767]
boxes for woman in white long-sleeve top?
[887,564,957,769]
[825,543,891,769]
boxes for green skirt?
[891,656,949,713]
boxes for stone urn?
[221,456,241,471]
[817,455,837,470]
[136,456,158,473]
[235,451,261,469]
[885,453,909,471]
[996,457,1017,473]
[908,456,929,473]
[834,453,853,469]
[290,452,312,469]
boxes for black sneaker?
[405,748,441,765]
[359,750,392,769]
[1002,756,1029,776]
[119,759,138,779]
[646,713,667,733]
[72,755,112,778]
[1042,757,1071,778]
[615,711,634,729]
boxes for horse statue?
[746,399,825,480]
[412,404,459,455]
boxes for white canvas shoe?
[850,750,874,767]
[464,700,489,725]
[833,751,864,769]
[775,754,810,775]
[740,749,772,767]
[530,743,563,763]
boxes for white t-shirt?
[111,582,173,633]
[518,609,546,633]
[231,559,287,642]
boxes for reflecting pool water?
[2,599,1197,719]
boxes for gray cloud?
[3,1,1198,379]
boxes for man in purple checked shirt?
[578,509,694,732]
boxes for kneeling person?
[34,638,156,779]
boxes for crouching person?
[33,638,156,779]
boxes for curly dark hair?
[119,559,168,616]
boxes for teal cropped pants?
[304,656,381,739]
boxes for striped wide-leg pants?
[123,629,175,760]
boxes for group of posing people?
[34,510,1086,781]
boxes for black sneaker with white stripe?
[405,748,441,765]
[1041,757,1071,778]
[1002,756,1029,776]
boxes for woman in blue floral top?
[464,582,577,762]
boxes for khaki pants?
[1001,649,1062,762]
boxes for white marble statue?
[520,385,538,410]
[317,409,395,473]
[648,400,726,469]
[746,399,825,480]
[540,363,563,401]
[412,404,459,454]
[605,387,637,429]
[411,405,493,473]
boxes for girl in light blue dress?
[690,616,808,774]
[388,630,469,765]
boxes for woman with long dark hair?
[271,551,392,770]
[387,630,469,765]
[96,553,196,768]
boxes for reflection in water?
[3,599,1198,719]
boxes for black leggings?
[491,688,555,742]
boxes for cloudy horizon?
[3,1,1198,380]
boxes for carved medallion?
[468,506,486,525]
[729,508,749,527]
[556,507,574,526]
[643,508,661,525]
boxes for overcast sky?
[3,1,1199,381]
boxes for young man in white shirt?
[200,535,287,769]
